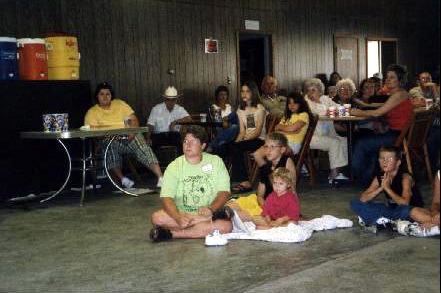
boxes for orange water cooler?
[17,38,48,80]
[45,36,80,80]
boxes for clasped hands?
[380,172,392,191]
[176,207,213,229]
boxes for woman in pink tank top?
[351,64,414,184]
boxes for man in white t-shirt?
[146,86,191,153]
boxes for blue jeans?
[352,130,400,185]
[211,112,240,149]
[227,112,239,125]
[350,199,413,226]
[211,124,240,149]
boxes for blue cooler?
[0,37,18,80]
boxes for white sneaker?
[408,223,440,238]
[156,177,164,188]
[357,216,377,234]
[376,217,392,226]
[301,165,309,177]
[121,177,135,189]
[358,216,367,227]
[334,173,349,181]
[396,220,412,236]
[205,230,229,246]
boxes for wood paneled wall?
[1,0,439,122]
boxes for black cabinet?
[0,81,92,200]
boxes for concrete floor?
[0,179,439,293]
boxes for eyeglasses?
[378,157,396,163]
[183,139,200,146]
[263,145,282,151]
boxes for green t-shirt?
[160,153,231,214]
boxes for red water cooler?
[17,38,48,80]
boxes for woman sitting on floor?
[150,126,233,242]
[228,133,296,222]
[231,81,267,193]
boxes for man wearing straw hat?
[146,86,191,154]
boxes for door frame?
[365,38,399,78]
[236,30,274,97]
[333,35,360,84]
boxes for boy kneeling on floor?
[351,146,439,237]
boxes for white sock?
[121,177,134,189]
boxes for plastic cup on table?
[338,105,346,117]
[344,104,352,117]
[328,107,336,118]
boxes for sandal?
[212,206,234,221]
[149,226,173,242]
[232,184,253,194]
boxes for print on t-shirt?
[182,174,216,213]
[246,114,256,128]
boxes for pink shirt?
[262,190,301,221]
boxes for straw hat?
[162,86,181,98]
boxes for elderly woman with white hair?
[334,78,357,106]
[303,78,349,184]
[333,78,358,135]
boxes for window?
[366,39,398,78]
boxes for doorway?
[237,32,273,90]
[334,36,360,85]
[366,38,398,79]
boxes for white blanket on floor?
[225,212,353,243]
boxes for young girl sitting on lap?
[253,167,301,230]
[227,133,296,222]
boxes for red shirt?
[262,190,301,221]
[386,98,413,131]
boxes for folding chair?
[265,114,281,134]
[293,114,319,186]
[394,108,435,183]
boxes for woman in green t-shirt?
[150,126,233,242]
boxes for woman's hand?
[351,108,365,117]
[178,214,194,229]
[198,206,213,217]
[222,117,229,128]
[270,221,279,227]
